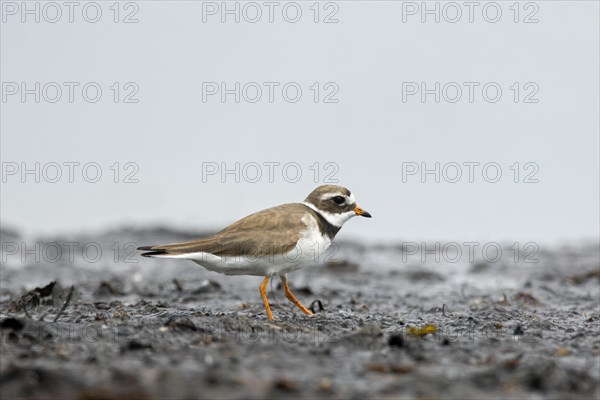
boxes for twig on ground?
[309,300,324,314]
[22,302,32,319]
[53,285,75,323]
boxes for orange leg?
[280,276,313,316]
[259,276,274,320]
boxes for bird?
[138,185,371,320]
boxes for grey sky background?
[1,1,599,245]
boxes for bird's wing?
[139,203,311,257]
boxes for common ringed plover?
[138,185,371,320]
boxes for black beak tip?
[362,211,372,218]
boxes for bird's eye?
[332,196,345,205]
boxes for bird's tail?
[137,245,191,259]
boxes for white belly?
[187,234,330,276]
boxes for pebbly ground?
[0,227,599,399]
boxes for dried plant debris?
[405,324,437,337]
[52,285,75,322]
[8,281,57,311]
[512,292,542,306]
[308,300,325,314]
[5,282,74,324]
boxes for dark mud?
[1,228,599,399]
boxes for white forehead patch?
[348,193,356,204]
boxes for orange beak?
[354,206,372,218]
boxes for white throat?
[302,202,356,228]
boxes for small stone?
[390,364,414,374]
[123,340,153,352]
[514,325,524,335]
[0,318,24,331]
[164,316,197,331]
[319,378,333,392]
[388,333,404,348]
[273,378,297,391]
[94,302,110,310]
[365,363,387,373]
